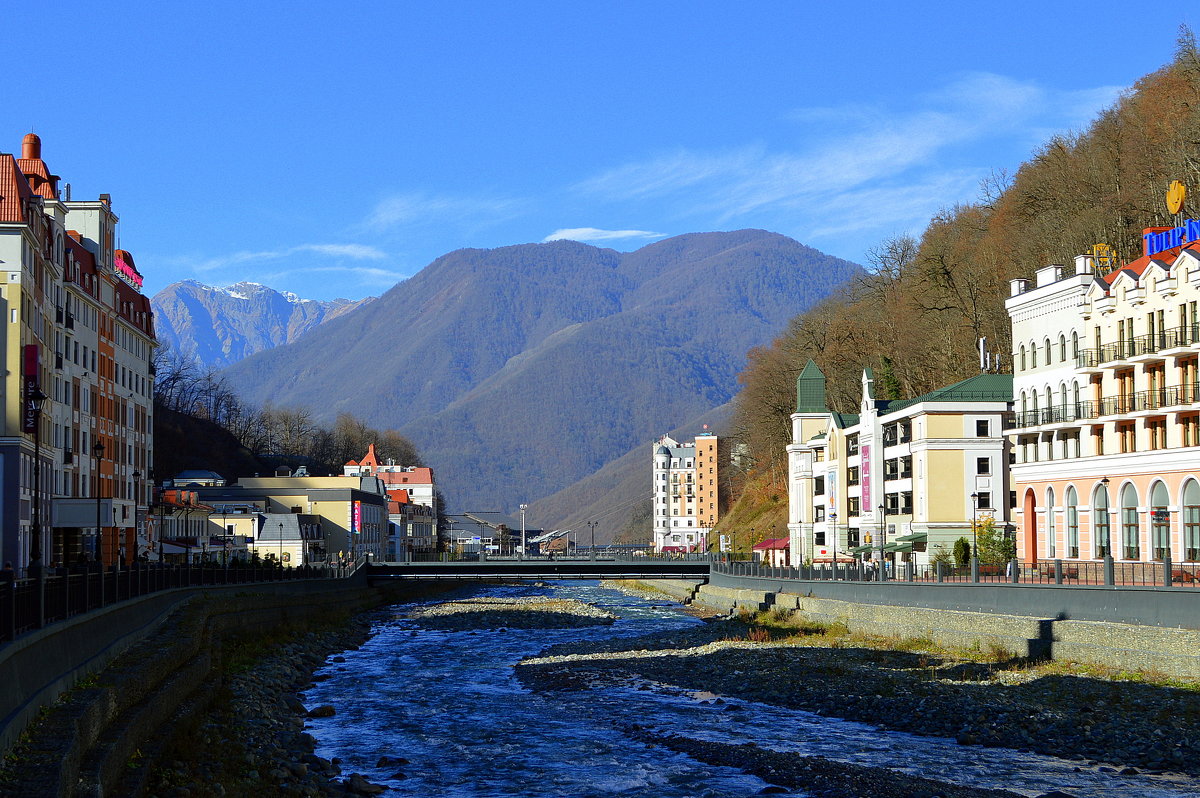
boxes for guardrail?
[714,557,1200,588]
[0,560,362,644]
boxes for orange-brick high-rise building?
[652,432,719,552]
[0,134,155,572]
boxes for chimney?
[21,133,40,160]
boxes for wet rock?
[345,772,386,794]
[308,705,337,718]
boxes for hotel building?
[1007,230,1200,565]
[0,135,155,572]
[787,362,1012,566]
[652,432,719,552]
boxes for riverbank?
[516,599,1200,794]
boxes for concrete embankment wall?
[0,575,442,796]
[630,577,1200,678]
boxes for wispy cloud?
[542,227,666,243]
[187,242,386,273]
[575,72,1125,244]
[364,192,523,232]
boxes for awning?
[848,545,873,554]
[894,532,926,543]
[883,543,914,553]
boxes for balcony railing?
[1009,384,1200,430]
[1075,324,1200,369]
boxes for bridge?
[364,558,711,582]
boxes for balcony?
[1090,383,1200,418]
[1007,401,1100,430]
[1076,326,1200,370]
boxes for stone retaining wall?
[675,580,1200,677]
[0,575,438,796]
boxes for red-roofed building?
[752,537,791,567]
[1006,225,1200,569]
[344,447,438,558]
[0,134,157,573]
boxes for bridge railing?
[712,557,1200,588]
[0,561,356,645]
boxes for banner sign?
[860,444,871,509]
[1145,219,1200,257]
[22,344,39,433]
[353,501,362,534]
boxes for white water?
[302,582,1200,797]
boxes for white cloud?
[364,192,522,231]
[574,72,1127,246]
[542,227,666,243]
[183,242,386,274]
[295,244,386,260]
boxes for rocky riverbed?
[406,595,617,630]
[516,607,1200,795]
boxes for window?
[900,421,911,443]
[1092,426,1104,457]
[1121,484,1140,560]
[1046,487,1056,558]
[901,491,913,515]
[1185,480,1200,561]
[900,456,913,478]
[1020,345,1027,371]
[1151,482,1170,561]
[976,491,992,509]
[814,506,825,522]
[1183,413,1200,447]
[976,457,991,475]
[847,466,860,486]
[1117,422,1136,454]
[1094,483,1111,558]
[976,419,989,437]
[1066,486,1080,558]
[848,497,861,516]
[1059,334,1067,362]
[1148,418,1167,450]
[846,434,859,455]
[884,458,898,480]
[1031,344,1038,369]
[814,476,825,495]
[815,529,826,545]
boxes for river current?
[302,581,1200,797]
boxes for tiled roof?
[16,156,56,199]
[0,154,33,223]
[752,537,789,550]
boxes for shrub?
[953,537,971,566]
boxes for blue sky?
[4,2,1199,300]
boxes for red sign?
[114,252,143,289]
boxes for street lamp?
[970,492,979,563]
[93,440,105,567]
[519,504,528,559]
[131,469,141,565]
[28,387,47,574]
[1100,476,1111,558]
[877,503,886,581]
[278,521,284,567]
[587,521,598,557]
[828,512,837,577]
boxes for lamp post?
[28,388,47,574]
[828,512,837,578]
[587,521,598,558]
[93,440,105,567]
[970,492,979,558]
[519,504,528,559]
[1100,476,1111,558]
[131,469,141,565]
[278,521,284,567]
[877,503,886,581]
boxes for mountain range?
[152,280,374,368]
[158,230,861,536]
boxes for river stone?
[308,705,337,718]
[346,772,386,794]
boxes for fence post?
[1163,554,1173,588]
[905,560,913,582]
[970,556,980,583]
[936,562,945,583]
[1010,558,1020,584]
[1104,555,1115,586]
[1054,559,1063,585]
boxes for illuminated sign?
[353,501,362,534]
[114,252,143,289]
[1145,219,1200,257]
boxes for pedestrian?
[0,561,13,582]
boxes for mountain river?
[302,581,1200,797]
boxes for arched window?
[1044,338,1053,364]
[1071,331,1080,361]
[1020,345,1027,371]
[1093,482,1110,558]
[1151,482,1170,561]
[1121,483,1140,560]
[1185,480,1200,561]
[1019,391,1027,414]
[1031,343,1038,369]
[1059,334,1067,362]
[1046,486,1056,558]
[1066,486,1079,558]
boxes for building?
[344,444,436,508]
[1006,227,1200,565]
[652,432,719,552]
[0,134,155,572]
[786,362,1012,567]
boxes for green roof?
[795,360,828,413]
[831,412,859,429]
[884,373,1012,414]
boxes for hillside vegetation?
[719,32,1200,548]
